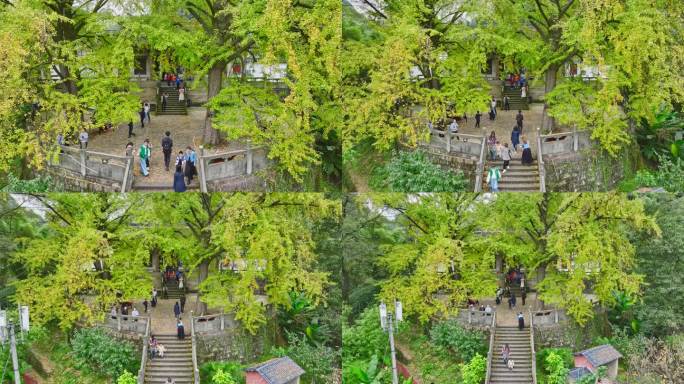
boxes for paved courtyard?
[87,107,248,188]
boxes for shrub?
[536,347,573,374]
[429,320,487,362]
[544,352,570,384]
[117,370,137,384]
[212,368,237,384]
[70,328,139,379]
[200,361,245,384]
[342,307,389,363]
[273,333,338,384]
[369,150,468,192]
[461,353,486,384]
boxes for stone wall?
[544,147,635,192]
[45,167,123,192]
[423,147,479,189]
[196,317,276,363]
[207,174,267,192]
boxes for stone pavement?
[87,107,248,188]
[478,292,544,327]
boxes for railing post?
[573,124,579,152]
[446,132,451,153]
[80,148,87,176]
[220,314,225,331]
[468,310,472,324]
[246,143,253,175]
[198,146,208,193]
[555,309,559,323]
[117,310,121,331]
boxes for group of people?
[149,335,167,359]
[124,130,197,189]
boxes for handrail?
[199,147,261,161]
[485,311,496,384]
[137,316,151,384]
[121,156,133,193]
[530,308,537,384]
[474,131,487,192]
[59,145,130,161]
[538,131,574,139]
[536,131,546,192]
[190,311,200,384]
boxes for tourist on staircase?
[162,131,173,172]
[501,343,510,365]
[165,377,175,384]
[178,87,185,106]
[176,319,185,340]
[174,301,181,319]
[488,131,498,160]
[180,294,186,313]
[184,147,197,185]
[152,288,158,307]
[475,111,482,128]
[140,106,146,128]
[503,95,510,111]
[500,143,512,172]
[487,165,501,192]
[144,101,151,123]
[508,292,516,309]
[161,93,168,112]
[490,98,497,119]
[149,336,158,359]
[516,110,524,133]
[511,126,520,152]
[521,138,533,165]
[139,139,151,176]
[173,165,187,192]
[517,312,525,330]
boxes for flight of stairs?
[490,326,534,384]
[144,334,194,384]
[131,182,199,192]
[484,160,539,192]
[502,86,529,111]
[165,279,185,299]
[157,84,188,115]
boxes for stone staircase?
[157,84,188,115]
[485,161,540,192]
[490,326,534,384]
[164,279,185,300]
[502,86,529,111]
[145,334,193,384]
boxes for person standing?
[178,87,185,106]
[176,319,185,340]
[501,143,512,172]
[139,106,146,128]
[161,131,173,171]
[521,85,528,103]
[516,110,524,133]
[511,126,521,152]
[475,111,482,128]
[173,165,187,192]
[449,118,459,141]
[508,292,516,309]
[180,294,186,313]
[490,98,497,119]
[79,129,88,149]
[128,120,135,138]
[139,139,151,176]
[125,142,134,157]
[518,312,525,330]
[143,299,149,313]
[173,301,181,319]
[487,165,501,193]
[144,101,151,123]
[152,288,158,307]
[501,343,510,365]
[503,95,510,111]
[184,146,196,184]
[521,138,533,165]
[487,131,497,160]
[165,377,175,384]
[161,93,168,112]
[521,289,527,306]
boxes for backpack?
[162,137,173,151]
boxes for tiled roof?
[576,344,622,367]
[568,367,592,380]
[245,357,305,384]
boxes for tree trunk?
[541,64,559,132]
[151,248,160,272]
[536,263,547,309]
[196,258,210,314]
[495,254,503,273]
[203,61,226,145]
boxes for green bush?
[369,150,469,192]
[544,352,570,384]
[536,347,573,374]
[429,320,487,362]
[117,370,137,384]
[272,333,338,384]
[343,307,389,363]
[212,369,237,384]
[70,328,139,379]
[619,156,684,192]
[200,361,245,384]
[461,353,486,384]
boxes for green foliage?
[212,369,237,384]
[1,173,56,192]
[460,353,486,384]
[543,352,570,384]
[620,156,684,192]
[343,354,387,384]
[369,151,468,192]
[429,320,487,363]
[536,348,573,377]
[342,307,389,363]
[200,361,245,384]
[272,333,338,384]
[116,371,137,384]
[70,328,139,379]
[636,110,684,163]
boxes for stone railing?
[428,130,485,159]
[190,311,200,384]
[485,312,496,384]
[49,145,134,192]
[197,146,268,192]
[191,313,236,335]
[474,133,487,192]
[137,317,151,384]
[456,308,496,327]
[536,132,547,192]
[530,309,565,325]
[538,128,591,156]
[101,312,150,334]
[529,309,538,384]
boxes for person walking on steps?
[487,165,501,192]
[184,146,197,185]
[516,110,524,133]
[521,288,527,306]
[501,343,510,365]
[173,165,187,192]
[521,138,533,165]
[139,106,146,128]
[475,111,482,128]
[501,143,512,172]
[152,288,158,307]
[174,301,181,319]
[176,319,185,340]
[161,93,168,112]
[161,131,173,171]
[511,125,520,152]
[503,95,510,111]
[139,139,151,176]
[144,101,151,123]
[490,98,497,119]
[180,294,186,313]
[165,377,175,384]
[128,120,135,138]
[508,292,516,309]
[488,131,498,160]
[518,312,525,330]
